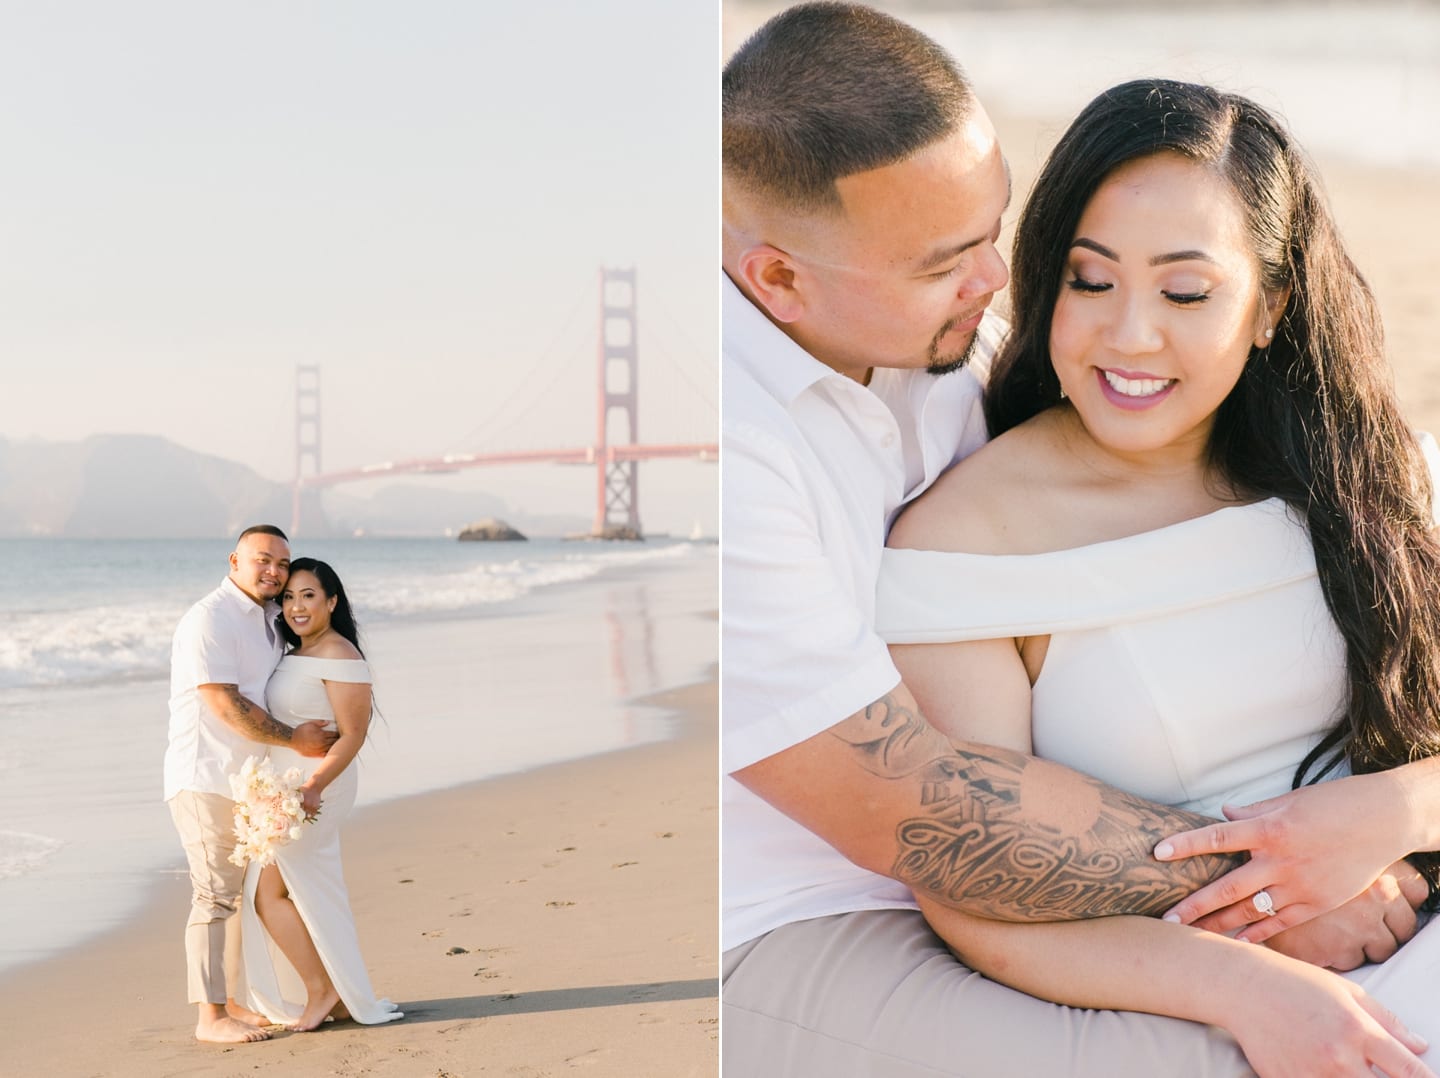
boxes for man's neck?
[229,575,266,607]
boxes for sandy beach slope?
[0,674,717,1077]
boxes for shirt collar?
[220,575,274,617]
[722,271,847,408]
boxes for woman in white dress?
[240,557,402,1031]
[879,79,1440,1077]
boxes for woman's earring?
[1264,328,1275,341]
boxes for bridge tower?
[290,364,322,537]
[593,267,641,539]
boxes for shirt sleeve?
[172,602,241,689]
[722,422,900,774]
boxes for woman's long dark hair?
[277,557,366,657]
[988,78,1440,897]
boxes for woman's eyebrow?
[1070,237,1217,267]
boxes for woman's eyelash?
[1065,277,1210,305]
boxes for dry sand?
[0,674,717,1078]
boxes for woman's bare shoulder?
[889,412,1063,554]
[308,634,364,661]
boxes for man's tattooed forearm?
[222,686,293,743]
[831,694,956,777]
[828,693,1243,921]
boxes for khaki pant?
[722,909,1256,1077]
[168,790,245,1006]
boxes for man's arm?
[735,680,1243,922]
[195,683,335,757]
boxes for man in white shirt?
[721,5,1432,1075]
[165,524,335,1044]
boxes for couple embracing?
[723,4,1440,1076]
[164,524,402,1043]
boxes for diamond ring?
[1252,889,1277,917]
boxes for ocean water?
[0,536,716,974]
[0,536,702,691]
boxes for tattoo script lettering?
[831,693,1243,921]
[222,685,293,744]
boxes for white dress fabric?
[239,655,402,1026]
[876,489,1440,1045]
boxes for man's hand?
[1155,771,1415,943]
[1264,860,1429,970]
[290,720,337,758]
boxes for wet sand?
[0,672,717,1077]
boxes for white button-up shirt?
[722,273,1003,949]
[164,576,284,801]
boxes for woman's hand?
[1265,861,1428,970]
[1222,959,1433,1078]
[299,781,323,821]
[1154,771,1414,943]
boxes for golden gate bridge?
[287,267,717,538]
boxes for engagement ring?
[1252,890,1277,917]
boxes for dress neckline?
[894,496,1287,562]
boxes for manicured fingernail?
[1154,842,1174,859]
[1162,913,1181,924]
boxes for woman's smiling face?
[282,569,335,640]
[1049,151,1280,464]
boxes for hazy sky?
[2,0,718,534]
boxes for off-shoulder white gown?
[239,655,402,1026]
[876,449,1440,1047]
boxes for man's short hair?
[237,524,288,543]
[722,1,975,213]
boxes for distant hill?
[0,435,588,538]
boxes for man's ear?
[736,244,806,324]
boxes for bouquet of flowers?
[228,755,307,868]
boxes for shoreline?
[0,667,718,1076]
[0,543,716,976]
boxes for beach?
[0,543,717,1076]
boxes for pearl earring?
[1264,328,1274,340]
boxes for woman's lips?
[1095,367,1177,410]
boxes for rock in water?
[457,518,526,541]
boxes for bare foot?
[329,1000,352,1022]
[225,1001,272,1028]
[197,1015,272,1043]
[288,987,341,1032]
